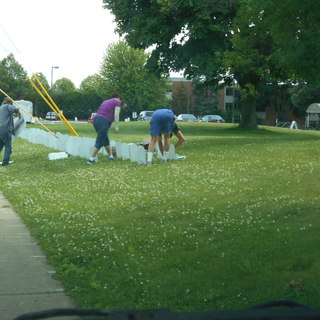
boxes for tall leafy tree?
[102,1,241,120]
[80,74,101,93]
[225,0,320,127]
[53,90,103,119]
[52,78,76,93]
[98,40,168,117]
[290,83,320,117]
[261,0,320,83]
[102,0,320,128]
[0,53,31,100]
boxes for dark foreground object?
[12,299,320,320]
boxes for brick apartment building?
[167,77,238,120]
[167,77,307,125]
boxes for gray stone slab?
[115,142,122,158]
[136,146,147,165]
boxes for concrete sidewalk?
[0,191,75,320]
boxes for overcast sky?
[0,0,120,87]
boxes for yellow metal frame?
[28,73,79,136]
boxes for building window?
[226,87,234,96]
[225,103,233,110]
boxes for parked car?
[201,115,225,123]
[137,111,154,121]
[45,112,58,120]
[176,114,197,122]
[88,113,97,123]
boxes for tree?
[102,0,320,128]
[260,0,320,84]
[80,74,101,93]
[98,40,168,117]
[225,0,320,126]
[0,53,32,100]
[256,80,294,123]
[53,90,103,119]
[52,78,76,93]
[290,83,320,117]
[102,1,241,119]
[192,80,218,116]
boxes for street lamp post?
[51,66,59,89]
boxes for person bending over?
[147,108,174,165]
[87,92,123,164]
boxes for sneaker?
[87,158,96,164]
[146,161,152,166]
[160,158,167,164]
[109,156,114,161]
[0,161,12,166]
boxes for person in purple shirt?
[87,92,123,164]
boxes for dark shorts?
[150,109,174,136]
[93,116,111,149]
[157,122,179,138]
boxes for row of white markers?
[18,128,185,165]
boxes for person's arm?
[174,130,185,149]
[10,105,21,118]
[114,106,120,132]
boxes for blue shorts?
[150,109,174,136]
[93,116,111,149]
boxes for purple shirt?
[95,98,121,123]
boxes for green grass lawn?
[1,121,320,310]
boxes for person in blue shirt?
[147,108,174,165]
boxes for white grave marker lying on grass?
[48,152,69,160]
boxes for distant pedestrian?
[0,97,22,166]
[147,108,174,165]
[87,92,123,164]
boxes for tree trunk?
[239,96,257,129]
[235,72,260,129]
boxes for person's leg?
[90,147,100,158]
[88,117,107,163]
[104,145,112,156]
[163,133,171,152]
[157,136,164,155]
[0,135,4,154]
[147,136,158,164]
[0,135,5,163]
[102,121,113,159]
[2,133,12,165]
[148,114,163,165]
[160,112,174,162]
[161,132,171,162]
